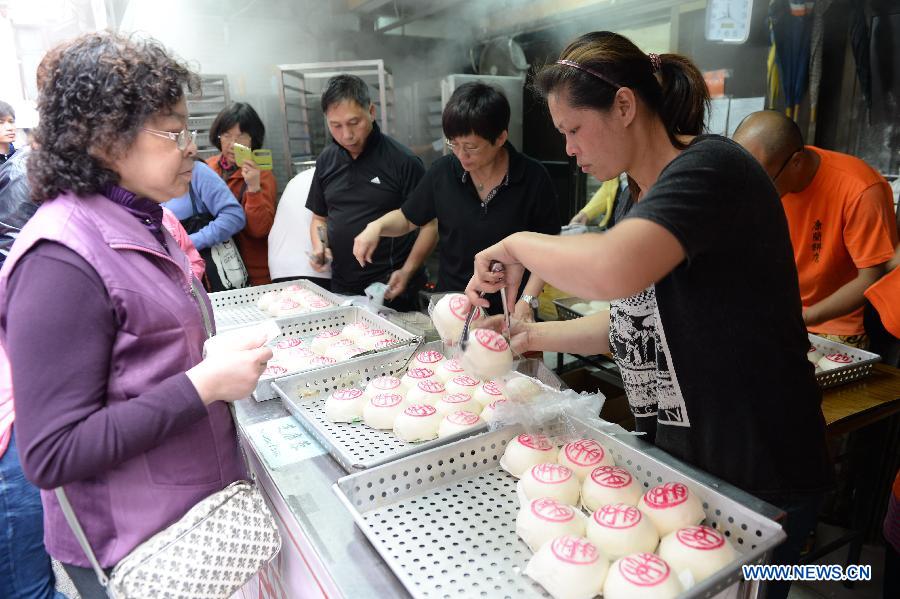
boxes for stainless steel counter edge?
[233,397,411,598]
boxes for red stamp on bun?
[550,536,600,566]
[675,526,725,551]
[370,393,402,408]
[644,482,689,509]
[474,329,509,352]
[531,463,573,484]
[590,466,633,489]
[618,553,671,586]
[332,388,363,401]
[592,504,642,529]
[531,497,575,523]
[564,439,607,467]
[404,404,437,417]
[517,434,553,451]
[447,411,480,425]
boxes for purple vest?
[0,192,245,567]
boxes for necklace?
[476,182,485,192]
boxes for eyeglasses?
[772,147,802,181]
[142,127,196,151]
[445,139,485,155]
[218,132,252,145]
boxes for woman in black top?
[467,32,832,599]
[353,82,560,317]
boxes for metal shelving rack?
[276,60,394,176]
[187,74,230,161]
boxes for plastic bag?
[203,320,281,357]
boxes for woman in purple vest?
[0,32,272,597]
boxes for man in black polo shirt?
[353,82,560,316]
[306,74,437,310]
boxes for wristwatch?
[519,294,539,309]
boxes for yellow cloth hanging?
[580,178,619,227]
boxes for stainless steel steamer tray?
[209,279,344,331]
[334,419,785,599]
[809,333,880,389]
[252,306,421,401]
[273,342,566,472]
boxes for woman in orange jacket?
[206,103,276,285]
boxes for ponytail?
[533,32,709,149]
[656,53,709,145]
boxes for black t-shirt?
[306,123,425,293]
[609,135,833,496]
[402,143,561,313]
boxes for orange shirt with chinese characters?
[781,147,897,336]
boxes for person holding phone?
[206,103,276,285]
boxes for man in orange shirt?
[735,111,898,348]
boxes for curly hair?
[29,32,199,202]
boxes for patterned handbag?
[56,479,281,598]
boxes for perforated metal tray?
[273,341,566,472]
[334,418,785,599]
[552,296,609,321]
[809,333,880,389]
[252,306,422,401]
[552,305,880,390]
[209,279,344,331]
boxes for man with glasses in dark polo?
[734,110,898,349]
[353,82,560,317]
[307,74,436,310]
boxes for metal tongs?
[458,261,506,351]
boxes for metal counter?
[233,397,410,598]
[232,396,784,599]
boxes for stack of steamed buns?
[261,320,398,379]
[503,434,739,599]
[323,349,546,443]
[256,284,337,317]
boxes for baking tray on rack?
[272,341,567,472]
[333,418,785,599]
[553,301,880,390]
[809,333,880,389]
[252,306,422,401]
[209,279,345,331]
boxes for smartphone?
[232,143,273,170]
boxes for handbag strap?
[54,487,112,589]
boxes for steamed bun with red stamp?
[437,410,484,437]
[525,536,609,599]
[462,329,513,380]
[637,482,705,537]
[818,352,853,371]
[521,463,581,506]
[586,503,659,560]
[393,404,442,442]
[603,553,682,599]
[658,525,738,583]
[558,438,615,480]
[582,466,643,511]
[516,497,586,553]
[431,293,485,343]
[501,433,557,477]
[324,387,366,423]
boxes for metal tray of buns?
[252,306,421,401]
[209,279,344,331]
[272,341,565,472]
[809,334,880,389]
[333,417,785,599]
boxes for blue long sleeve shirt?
[163,161,246,250]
